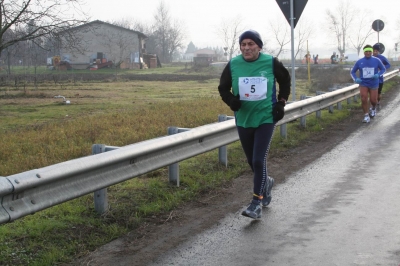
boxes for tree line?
[1,0,400,74]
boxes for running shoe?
[369,108,376,118]
[262,176,274,207]
[363,115,370,123]
[241,200,262,219]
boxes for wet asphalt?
[150,92,400,266]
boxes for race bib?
[362,67,374,78]
[238,77,268,101]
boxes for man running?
[372,44,391,107]
[350,44,386,123]
[218,30,290,219]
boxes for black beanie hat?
[373,44,380,51]
[239,30,263,48]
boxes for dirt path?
[68,87,397,266]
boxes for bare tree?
[111,7,186,63]
[266,16,291,57]
[110,18,135,30]
[24,20,48,77]
[326,0,357,56]
[152,1,186,63]
[109,18,158,57]
[165,20,185,62]
[130,19,154,35]
[0,0,88,58]
[1,29,20,73]
[347,10,374,56]
[293,19,315,59]
[216,16,244,60]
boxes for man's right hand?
[229,95,241,111]
[355,78,362,84]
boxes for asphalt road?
[150,94,400,265]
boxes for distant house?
[182,52,194,62]
[56,20,152,69]
[193,48,218,66]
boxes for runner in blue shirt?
[372,44,391,107]
[350,44,386,123]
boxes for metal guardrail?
[283,63,362,69]
[0,69,398,225]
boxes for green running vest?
[230,53,275,128]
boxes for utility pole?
[290,0,296,101]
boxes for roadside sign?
[275,0,308,102]
[372,19,384,32]
[276,0,308,28]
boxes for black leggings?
[378,82,383,94]
[237,123,275,199]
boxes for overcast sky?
[85,0,399,58]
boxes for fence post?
[92,144,108,215]
[218,114,228,167]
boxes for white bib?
[362,67,374,78]
[238,77,268,101]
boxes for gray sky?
[85,0,399,58]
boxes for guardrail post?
[316,109,322,118]
[300,95,306,127]
[218,114,229,167]
[280,123,287,139]
[280,101,293,139]
[167,126,197,186]
[315,91,324,118]
[0,176,11,224]
[92,144,108,215]
[316,90,335,113]
[167,127,180,186]
[332,85,344,111]
[279,101,294,139]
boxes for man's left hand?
[273,101,285,122]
